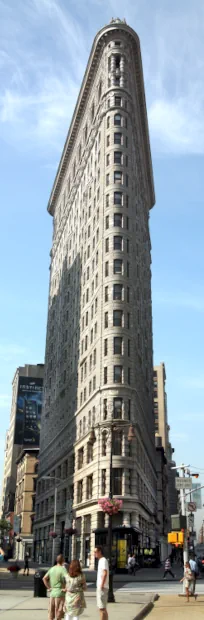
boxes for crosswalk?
[114,582,204,595]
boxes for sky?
[0,0,204,530]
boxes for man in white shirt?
[189,557,198,595]
[95,546,109,620]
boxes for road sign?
[175,477,192,490]
[188,502,197,512]
[188,514,194,528]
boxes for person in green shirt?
[43,554,67,620]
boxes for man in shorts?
[43,554,67,620]
[95,546,109,620]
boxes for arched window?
[83,416,86,434]
[114,114,122,126]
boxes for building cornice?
[47,22,155,217]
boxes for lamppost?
[42,475,72,566]
[89,420,136,603]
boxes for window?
[113,468,122,494]
[77,480,83,503]
[127,262,130,277]
[102,469,106,495]
[106,174,110,186]
[105,261,109,276]
[113,283,123,300]
[93,375,96,390]
[114,337,122,354]
[87,442,93,463]
[78,448,84,470]
[107,116,110,128]
[126,136,128,147]
[104,367,107,384]
[87,475,93,499]
[128,339,130,356]
[128,367,131,384]
[104,339,108,356]
[105,215,109,229]
[114,236,122,250]
[128,399,131,420]
[102,431,107,456]
[114,171,122,184]
[107,135,110,147]
[114,397,122,419]
[114,151,122,164]
[115,76,120,86]
[114,213,123,227]
[113,310,123,326]
[103,399,107,420]
[114,132,122,144]
[126,195,129,208]
[93,348,97,365]
[106,154,110,166]
[114,259,123,274]
[105,286,108,302]
[104,312,108,328]
[126,174,128,187]
[115,96,121,106]
[126,216,129,229]
[114,191,122,205]
[115,54,121,68]
[114,113,121,126]
[127,239,129,253]
[113,431,122,455]
[106,194,109,207]
[105,238,109,252]
[114,365,123,383]
[115,40,121,46]
[127,313,130,329]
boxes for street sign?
[175,477,192,490]
[188,514,194,528]
[187,502,197,512]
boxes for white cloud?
[0,0,204,155]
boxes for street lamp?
[89,420,136,603]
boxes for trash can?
[34,570,47,597]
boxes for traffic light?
[168,531,184,545]
[178,532,184,544]
[192,473,199,478]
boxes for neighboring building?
[1,364,44,536]
[0,431,9,517]
[166,443,179,518]
[155,435,168,560]
[34,18,157,569]
[153,363,169,453]
[14,448,39,560]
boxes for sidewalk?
[0,561,185,582]
[150,594,204,618]
[0,590,155,619]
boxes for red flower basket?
[98,498,123,515]
[7,564,20,573]
[49,531,57,539]
[64,528,77,536]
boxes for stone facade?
[34,19,157,568]
[14,449,39,560]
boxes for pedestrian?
[23,552,29,576]
[127,553,133,574]
[43,554,67,620]
[95,546,109,620]
[131,554,137,576]
[163,556,175,579]
[189,556,198,598]
[64,559,86,620]
[180,561,194,603]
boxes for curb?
[133,594,158,620]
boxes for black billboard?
[14,377,43,446]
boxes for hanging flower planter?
[98,498,123,515]
[64,528,77,536]
[7,564,20,579]
[49,531,57,539]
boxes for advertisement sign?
[14,377,43,446]
[192,484,202,509]
[117,539,127,569]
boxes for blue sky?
[0,0,204,526]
